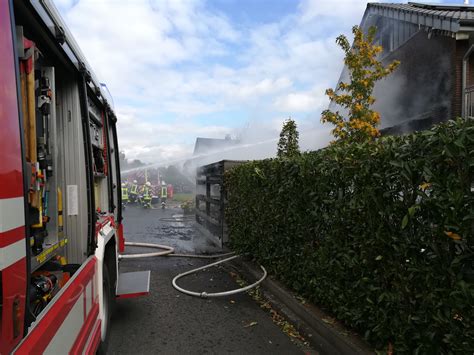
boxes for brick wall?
[452,40,468,118]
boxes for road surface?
[108,202,312,354]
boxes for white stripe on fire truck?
[0,238,26,270]
[0,197,25,233]
[44,296,84,354]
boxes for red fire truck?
[1,0,150,353]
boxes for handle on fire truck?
[57,187,63,230]
[26,56,37,163]
[20,45,40,208]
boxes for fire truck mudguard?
[116,271,151,299]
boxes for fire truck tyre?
[97,263,112,354]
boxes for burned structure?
[353,2,474,134]
[195,160,245,247]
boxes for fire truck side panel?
[14,257,100,354]
[0,0,28,353]
[0,2,24,200]
[1,0,148,353]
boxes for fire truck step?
[116,270,151,299]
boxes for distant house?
[182,135,240,177]
[193,135,239,156]
[350,2,474,134]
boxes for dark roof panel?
[410,2,474,11]
[193,137,239,155]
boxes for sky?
[53,0,459,165]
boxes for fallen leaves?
[295,295,307,305]
[419,182,431,191]
[258,291,306,342]
[322,317,335,325]
[444,231,461,240]
[229,270,307,344]
[244,321,258,328]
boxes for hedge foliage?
[225,118,474,353]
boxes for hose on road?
[119,242,235,260]
[119,242,267,298]
[119,242,174,259]
[172,254,267,298]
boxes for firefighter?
[142,181,152,208]
[160,181,168,202]
[129,179,139,203]
[160,182,167,209]
[121,183,129,209]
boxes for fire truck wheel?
[97,263,112,354]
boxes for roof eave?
[460,19,474,27]
[366,3,462,33]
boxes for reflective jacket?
[122,187,129,201]
[143,186,151,200]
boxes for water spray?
[121,127,329,174]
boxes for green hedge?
[225,118,474,353]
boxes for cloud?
[274,86,329,112]
[298,0,367,25]
[54,0,373,163]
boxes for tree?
[277,118,300,158]
[321,26,400,143]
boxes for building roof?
[366,2,474,33]
[193,137,238,155]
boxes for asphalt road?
[107,203,310,355]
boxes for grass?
[172,193,194,202]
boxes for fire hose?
[119,242,267,298]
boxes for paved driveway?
[108,203,310,354]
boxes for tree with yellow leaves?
[322,26,400,143]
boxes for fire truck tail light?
[12,297,21,339]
